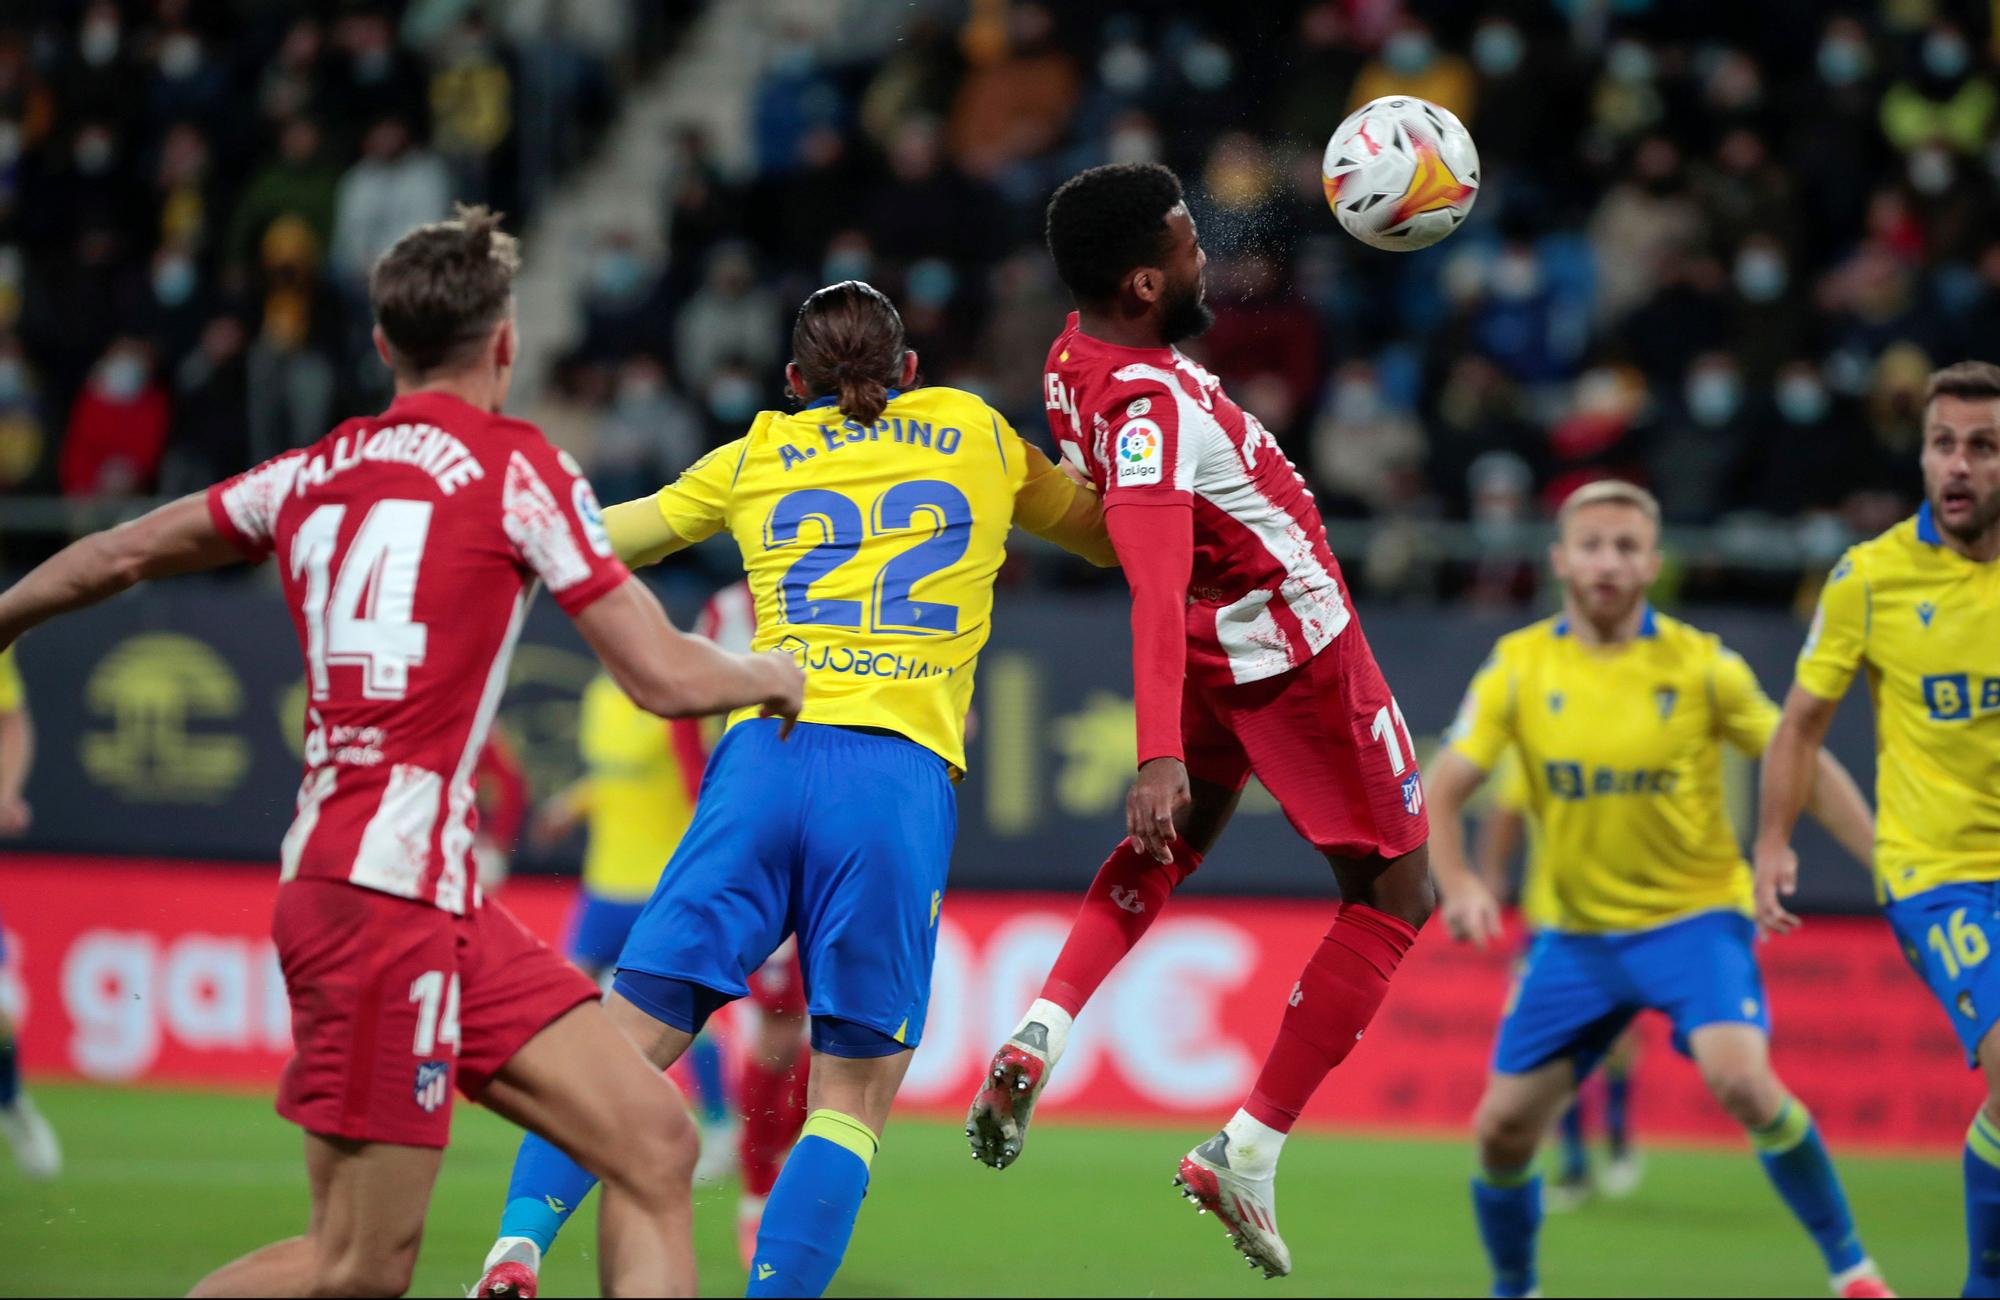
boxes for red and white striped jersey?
[207,390,630,913]
[695,579,756,655]
[1042,313,1351,685]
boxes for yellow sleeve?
[0,648,20,713]
[1795,550,1869,702]
[1444,646,1515,772]
[652,437,749,551]
[1711,644,1782,756]
[1012,439,1118,568]
[1490,748,1529,811]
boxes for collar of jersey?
[805,388,902,411]
[1553,605,1657,639]
[1915,501,1942,546]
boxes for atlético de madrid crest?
[414,1061,451,1113]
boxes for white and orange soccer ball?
[1322,95,1480,251]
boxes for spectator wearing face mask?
[673,245,779,394]
[1347,17,1475,122]
[160,314,250,496]
[329,115,451,293]
[147,21,230,134]
[593,355,703,503]
[1589,136,1706,326]
[153,123,220,259]
[1309,360,1426,518]
[138,239,212,368]
[1786,17,1891,268]
[1749,360,1868,517]
[58,1,134,125]
[1647,352,1752,525]
[60,339,168,498]
[949,2,1080,180]
[700,357,765,448]
[578,230,672,363]
[1726,233,1812,386]
[226,118,340,278]
[1880,22,1995,156]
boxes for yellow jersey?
[0,647,20,713]
[645,386,1111,773]
[1447,609,1781,933]
[1795,505,2000,901]
[572,674,700,901]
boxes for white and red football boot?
[966,1001,1071,1170]
[1174,1130,1293,1280]
[473,1237,541,1299]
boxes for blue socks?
[1605,1067,1632,1157]
[1471,1166,1541,1299]
[0,1033,17,1109]
[498,1131,601,1255]
[1751,1100,1865,1276]
[1964,1111,2000,1297]
[1557,1102,1587,1182]
[746,1109,876,1298]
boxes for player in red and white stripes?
[968,164,1434,1280]
[0,207,801,1298]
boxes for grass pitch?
[0,1083,1961,1296]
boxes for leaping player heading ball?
[0,206,803,1298]
[968,162,1434,1280]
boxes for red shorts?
[747,938,807,1018]
[1182,622,1430,859]
[272,879,598,1148]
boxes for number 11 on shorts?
[1372,699,1424,817]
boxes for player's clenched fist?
[1126,756,1191,863]
[754,650,807,737]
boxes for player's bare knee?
[1704,1067,1774,1128]
[1473,1098,1541,1168]
[612,1101,698,1199]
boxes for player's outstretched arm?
[0,494,244,650]
[571,578,803,728]
[1426,750,1503,948]
[1013,443,1118,567]
[1753,685,1843,936]
[602,497,692,569]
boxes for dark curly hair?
[1044,163,1185,305]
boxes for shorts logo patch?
[414,1060,450,1113]
[1740,998,1759,1018]
[1400,771,1424,816]
[1115,419,1164,487]
[1961,991,1978,1019]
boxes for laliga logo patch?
[1115,418,1163,487]
[414,1060,451,1113]
[572,479,614,557]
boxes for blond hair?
[1556,480,1661,532]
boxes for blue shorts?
[1885,880,2000,1067]
[1492,910,1769,1078]
[615,719,955,1053]
[564,890,646,973]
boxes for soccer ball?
[1322,96,1480,252]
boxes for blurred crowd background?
[2,0,1996,606]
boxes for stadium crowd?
[4,0,1998,599]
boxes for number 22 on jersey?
[763,479,970,636]
[293,500,434,700]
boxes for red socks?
[738,1043,809,1198]
[1040,837,1201,1016]
[1245,903,1418,1132]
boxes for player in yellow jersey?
[474,281,1114,1300]
[1756,360,2000,1298]
[1472,754,1643,1209]
[1428,481,1892,1299]
[0,645,59,1179]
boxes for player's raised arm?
[1013,440,1118,567]
[1753,685,1845,936]
[0,493,245,651]
[572,579,801,727]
